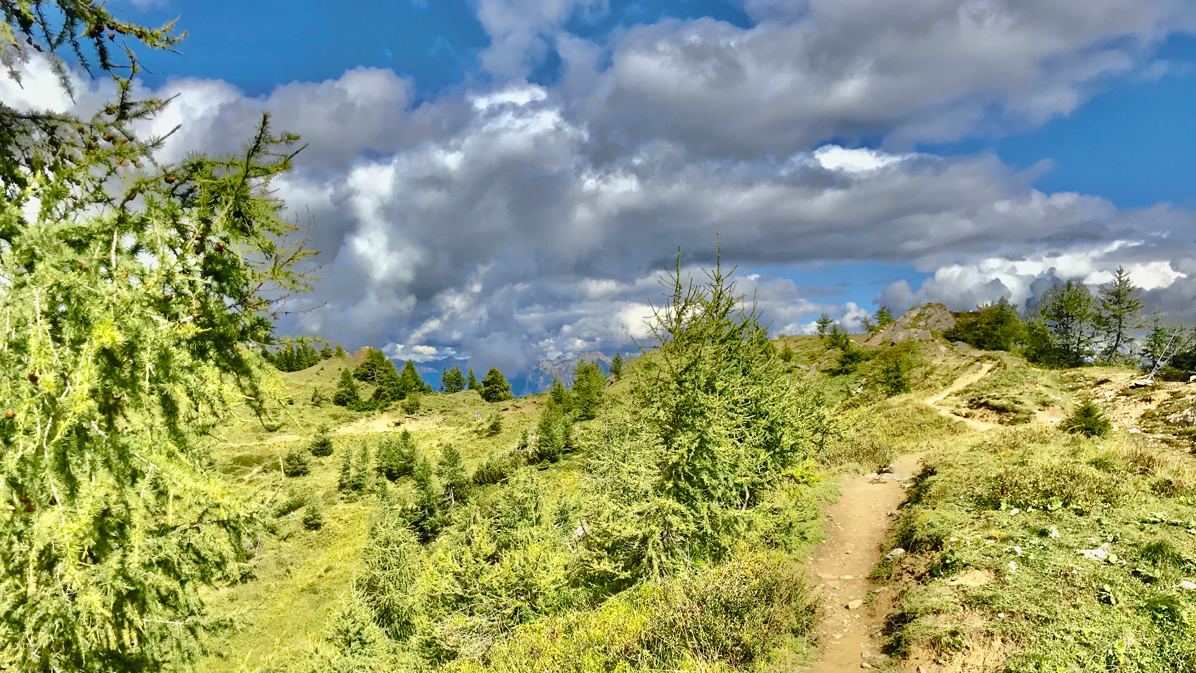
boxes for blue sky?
[23,0,1196,373]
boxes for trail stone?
[846,599,864,610]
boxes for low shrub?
[310,425,334,457]
[449,551,816,672]
[302,504,324,530]
[1061,398,1111,438]
[283,447,311,477]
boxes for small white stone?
[1180,581,1196,591]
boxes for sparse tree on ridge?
[467,367,481,391]
[816,313,834,337]
[1098,266,1143,361]
[610,352,625,378]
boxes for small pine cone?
[4,410,13,420]
[165,174,177,184]
[27,372,38,385]
[102,134,114,142]
[164,294,174,302]
[214,241,225,252]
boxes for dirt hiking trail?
[805,364,996,671]
[805,452,922,672]
[925,362,996,431]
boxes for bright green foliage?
[578,257,813,587]
[302,504,323,530]
[266,336,323,372]
[875,347,913,396]
[371,358,402,402]
[399,360,423,397]
[0,7,316,664]
[283,447,311,477]
[480,367,513,402]
[825,323,851,350]
[1032,280,1099,367]
[467,368,481,391]
[485,411,503,436]
[1062,398,1111,438]
[815,313,834,337]
[409,457,440,542]
[943,298,1025,351]
[437,445,469,508]
[472,450,522,485]
[306,593,399,672]
[354,349,391,383]
[357,509,422,641]
[334,344,346,358]
[779,342,795,363]
[440,365,466,393]
[338,446,353,493]
[377,430,417,481]
[401,391,422,415]
[1098,267,1143,361]
[320,344,333,359]
[532,399,570,463]
[414,469,577,663]
[571,361,606,421]
[333,368,361,407]
[875,305,895,327]
[456,550,815,672]
[610,352,624,378]
[350,442,373,494]
[310,424,334,457]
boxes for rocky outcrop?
[864,303,956,347]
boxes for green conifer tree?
[1097,266,1143,361]
[571,361,606,420]
[410,457,440,542]
[371,357,402,402]
[333,368,361,406]
[310,425,334,457]
[353,348,389,382]
[335,344,347,358]
[875,306,895,327]
[610,352,624,378]
[481,367,514,402]
[351,441,372,494]
[0,6,316,670]
[437,444,469,508]
[339,447,354,493]
[1037,280,1098,367]
[397,360,422,398]
[816,313,834,338]
[467,368,481,391]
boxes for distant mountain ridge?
[521,351,613,396]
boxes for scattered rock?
[842,575,854,580]
[1180,581,1196,591]
[878,464,893,474]
[817,573,837,580]
[1079,546,1110,562]
[886,548,906,560]
[846,599,864,610]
